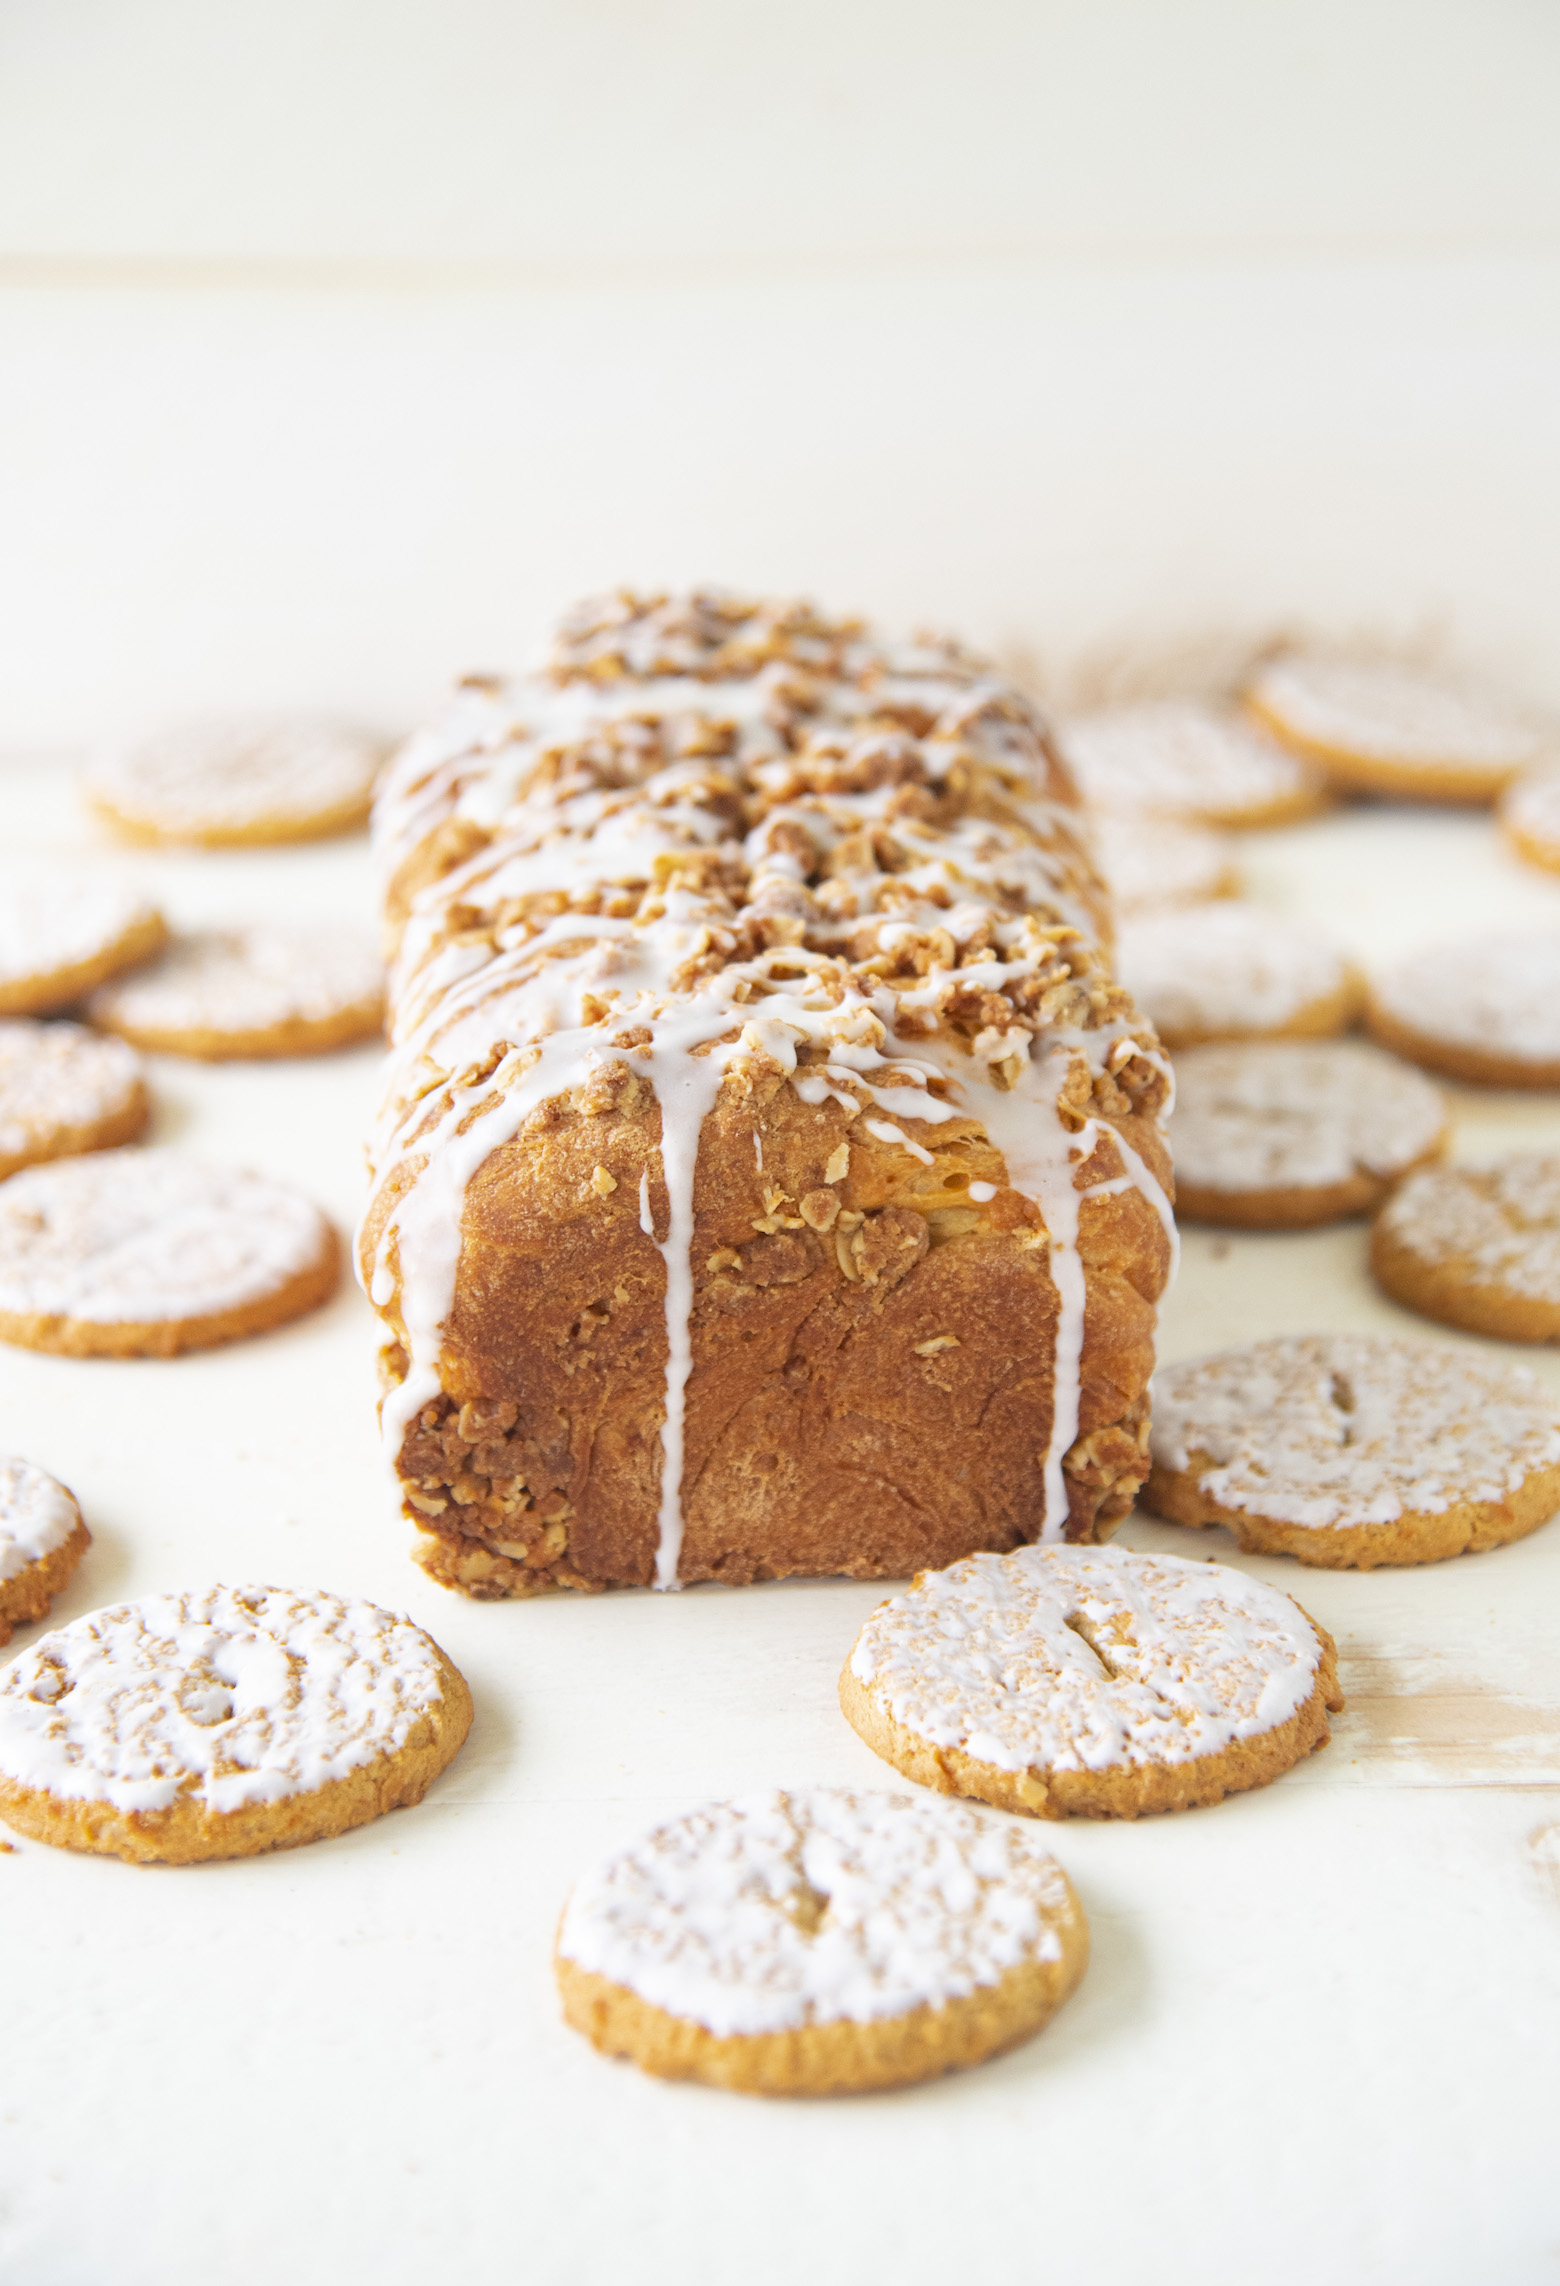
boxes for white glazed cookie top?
[86,720,383,835]
[0,1148,331,1325]
[0,1456,81,1586]
[0,1585,448,1813]
[89,927,384,1039]
[1502,765,1560,855]
[0,1022,142,1158]
[1372,934,1560,1062]
[849,1545,1323,1779]
[1151,1333,1560,1528]
[1059,702,1317,821]
[556,1786,1075,2037]
[1248,656,1545,772]
[1170,1040,1445,1194]
[1118,905,1349,1038]
[1378,1157,1560,1303]
[1091,814,1236,913]
[0,877,160,992]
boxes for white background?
[2,7,1559,2283]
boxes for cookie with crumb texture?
[0,1457,90,1647]
[0,877,165,1018]
[1501,765,1560,877]
[88,926,384,1061]
[0,1584,472,1862]
[0,1147,339,1357]
[1373,1156,1560,1343]
[1169,1039,1446,1228]
[1146,1333,1560,1566]
[1367,934,1560,1089]
[0,1020,148,1178]
[841,1544,1340,1819]
[1060,701,1328,828]
[555,1787,1088,2096]
[85,719,384,847]
[1118,905,1360,1049]
[1091,812,1240,914]
[1245,654,1548,804]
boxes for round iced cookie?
[840,1544,1340,1820]
[0,876,165,1018]
[1373,1156,1560,1343]
[1367,934,1560,1089]
[0,1148,339,1357]
[0,1584,471,1863]
[84,719,384,848]
[1059,701,1328,827]
[555,1786,1088,2096]
[0,1458,90,1647]
[1145,1333,1560,1567]
[1170,1039,1447,1227]
[88,926,384,1061]
[1091,812,1239,915]
[1245,655,1548,804]
[1500,764,1560,877]
[0,1021,148,1178]
[1117,905,1361,1049]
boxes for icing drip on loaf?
[361,591,1173,1587]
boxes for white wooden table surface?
[1,756,1557,2286]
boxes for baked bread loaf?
[359,592,1174,1597]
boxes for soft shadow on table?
[886,1894,1148,2111]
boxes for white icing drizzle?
[362,592,1173,1577]
[849,1543,1324,1775]
[556,1785,1075,2037]
[0,1457,80,1586]
[0,1021,142,1163]
[1371,933,1560,1063]
[1170,1040,1446,1196]
[0,1585,449,1814]
[1151,1333,1560,1529]
[0,1148,331,1326]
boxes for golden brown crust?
[0,1646,472,1863]
[373,1076,1171,1593]
[0,1516,91,1647]
[0,1223,340,1358]
[1243,694,1514,804]
[1150,970,1363,1053]
[1142,1453,1560,1566]
[87,787,374,850]
[0,1079,149,1180]
[1370,1216,1560,1343]
[0,912,167,1019]
[94,999,384,1063]
[554,1887,1089,2095]
[838,1628,1341,1818]
[1365,998,1560,1090]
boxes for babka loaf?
[359,591,1174,1596]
